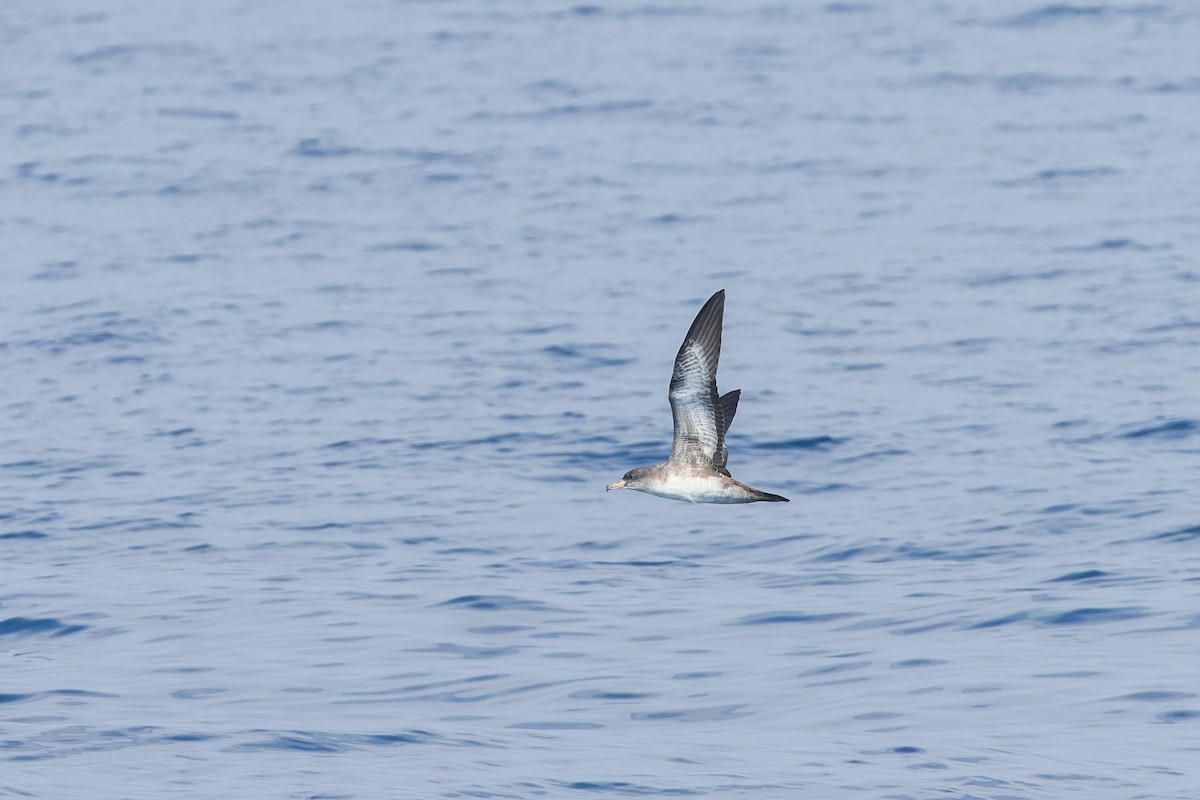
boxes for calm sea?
[2,2,1199,798]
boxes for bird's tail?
[752,489,789,503]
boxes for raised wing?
[720,390,740,437]
[713,389,740,474]
[668,290,726,469]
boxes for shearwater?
[605,290,789,504]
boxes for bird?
[606,290,789,504]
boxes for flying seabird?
[606,290,789,504]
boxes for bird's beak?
[605,480,626,492]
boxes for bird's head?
[606,466,654,493]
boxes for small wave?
[321,437,403,450]
[570,689,657,701]
[630,704,750,723]
[157,107,238,121]
[890,658,946,669]
[0,689,116,708]
[0,530,47,540]
[291,138,364,158]
[408,643,520,660]
[733,611,859,625]
[366,241,442,252]
[541,343,633,368]
[1147,524,1200,542]
[835,448,908,466]
[995,4,1164,28]
[890,543,1024,562]
[1047,569,1108,582]
[436,595,557,612]
[1043,607,1149,626]
[825,2,872,13]
[1118,419,1200,440]
[969,612,1029,630]
[750,435,846,451]
[812,545,888,562]
[1158,710,1200,723]
[1057,238,1155,253]
[229,728,470,753]
[1113,690,1195,702]
[410,431,557,451]
[508,721,603,730]
[556,780,701,795]
[999,5,1106,27]
[0,617,88,638]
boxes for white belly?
[637,474,748,504]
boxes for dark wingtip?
[677,289,726,369]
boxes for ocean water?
[3,1,1200,798]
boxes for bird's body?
[606,290,788,504]
[616,469,787,504]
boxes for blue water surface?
[3,2,1200,798]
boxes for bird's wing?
[712,389,740,475]
[668,290,726,469]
